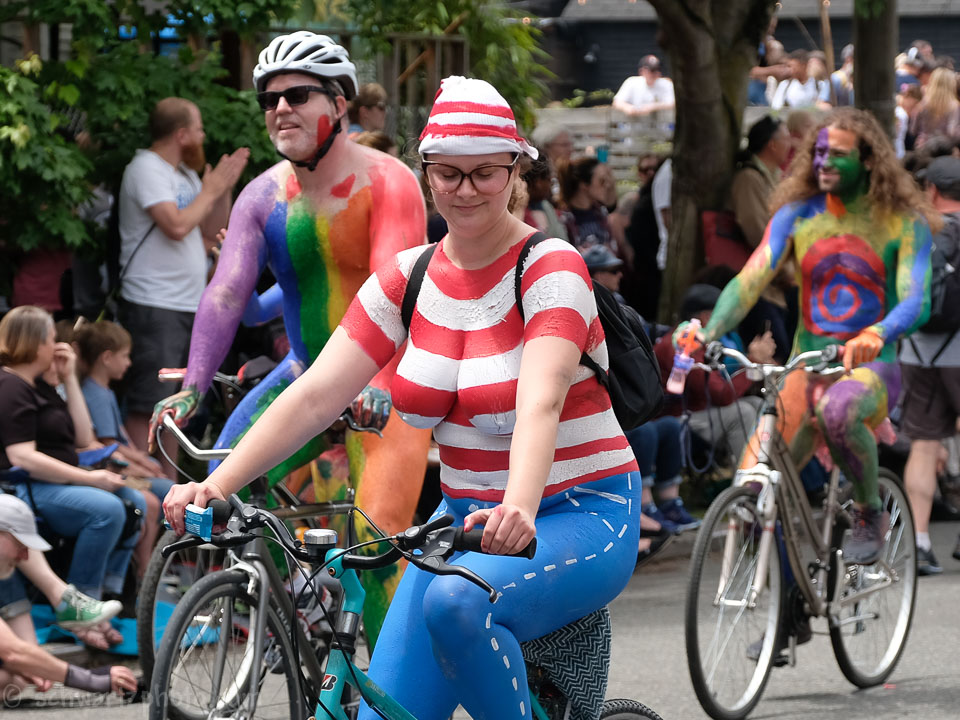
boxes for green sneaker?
[55,585,123,630]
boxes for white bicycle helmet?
[253,31,357,99]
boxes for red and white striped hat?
[419,76,538,159]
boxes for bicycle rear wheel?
[685,485,783,720]
[600,698,665,719]
[149,570,303,720]
[829,468,917,687]
[137,529,227,682]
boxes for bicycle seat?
[237,356,278,388]
[520,606,611,720]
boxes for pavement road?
[7,521,960,719]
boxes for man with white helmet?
[152,32,431,641]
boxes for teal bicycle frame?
[315,550,552,720]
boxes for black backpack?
[401,234,663,430]
[921,211,960,333]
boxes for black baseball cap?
[681,284,721,318]
[922,156,960,195]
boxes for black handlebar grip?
[208,499,233,524]
[454,528,537,559]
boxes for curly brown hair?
[771,107,941,231]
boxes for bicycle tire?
[685,485,783,720]
[829,468,917,688]
[600,698,665,719]
[137,528,226,683]
[149,570,303,720]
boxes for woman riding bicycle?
[164,76,641,720]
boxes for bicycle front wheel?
[600,698,665,719]
[149,570,303,720]
[829,468,917,687]
[685,485,783,720]
[137,528,227,682]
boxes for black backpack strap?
[513,232,549,320]
[401,244,439,331]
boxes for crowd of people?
[3,24,960,714]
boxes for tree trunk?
[22,23,41,57]
[647,0,778,323]
[854,0,897,137]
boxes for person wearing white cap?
[0,494,137,700]
[164,74,640,720]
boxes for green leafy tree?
[342,0,550,128]
[0,56,93,255]
[1,0,296,259]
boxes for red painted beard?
[182,141,206,173]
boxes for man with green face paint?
[687,108,935,565]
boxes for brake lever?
[408,526,498,602]
[704,341,724,367]
[161,536,204,559]
[340,411,383,438]
[410,552,498,603]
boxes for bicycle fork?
[718,414,780,609]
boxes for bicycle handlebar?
[174,495,536,602]
[703,342,845,379]
[160,414,232,461]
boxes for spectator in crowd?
[74,320,174,574]
[618,154,666,319]
[117,98,248,476]
[353,130,397,157]
[771,50,824,110]
[807,51,829,85]
[626,414,700,534]
[748,14,789,106]
[651,157,672,272]
[347,82,389,136]
[819,44,855,108]
[612,55,676,117]
[899,156,960,575]
[609,152,660,240]
[729,116,791,251]
[522,154,568,240]
[0,495,137,701]
[558,156,632,263]
[910,39,935,63]
[896,84,924,157]
[785,109,816,171]
[911,67,960,150]
[582,245,625,303]
[531,123,574,168]
[728,115,794,362]
[655,285,775,468]
[0,307,145,649]
[895,51,923,91]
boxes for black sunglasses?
[257,85,332,111]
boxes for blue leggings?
[359,472,640,720]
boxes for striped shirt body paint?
[341,236,638,501]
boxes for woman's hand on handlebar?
[463,503,536,556]
[162,481,227,535]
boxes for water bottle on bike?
[666,319,701,394]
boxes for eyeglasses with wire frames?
[421,156,520,195]
[257,85,333,111]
